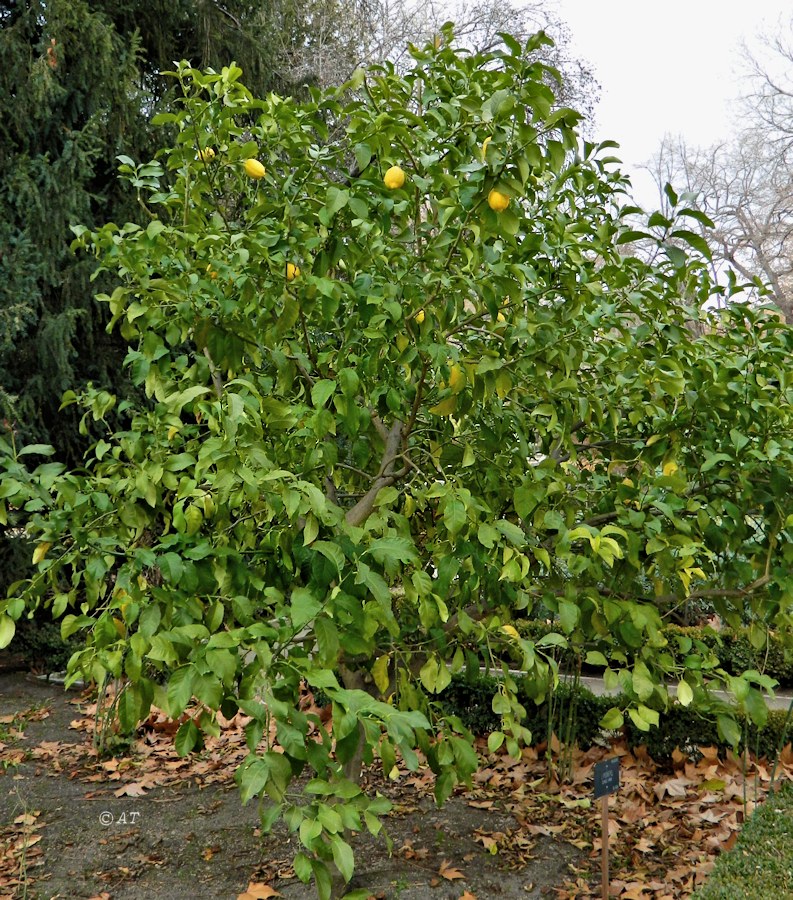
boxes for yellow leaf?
[677,679,693,707]
[500,624,520,642]
[167,426,179,440]
[662,460,678,476]
[448,364,465,393]
[32,542,51,565]
[371,655,390,694]
[429,396,457,417]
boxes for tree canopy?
[3,29,793,898]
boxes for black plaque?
[593,757,620,799]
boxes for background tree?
[644,15,793,318]
[3,30,792,897]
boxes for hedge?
[692,781,793,899]
[441,673,793,763]
[516,620,793,688]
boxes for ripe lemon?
[286,262,301,281]
[198,147,216,162]
[415,309,425,324]
[384,166,406,190]
[487,189,510,212]
[244,158,266,179]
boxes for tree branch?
[202,346,224,399]
[345,419,405,526]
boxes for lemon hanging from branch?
[487,189,510,212]
[384,165,406,189]
[244,158,266,179]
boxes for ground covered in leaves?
[1,672,792,899]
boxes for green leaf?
[717,714,741,748]
[366,536,418,568]
[325,186,349,217]
[294,851,313,883]
[167,665,196,718]
[558,600,579,633]
[443,500,466,536]
[175,719,201,756]
[0,614,15,650]
[600,707,624,730]
[331,835,355,883]
[290,587,322,629]
[631,661,655,701]
[585,651,608,667]
[311,379,336,408]
[495,520,525,546]
[487,731,505,753]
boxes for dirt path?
[0,674,580,899]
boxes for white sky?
[552,0,792,207]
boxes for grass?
[693,781,793,899]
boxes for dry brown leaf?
[439,859,465,881]
[113,781,148,797]
[236,884,281,899]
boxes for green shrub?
[11,612,80,675]
[440,673,793,764]
[692,781,793,899]
[515,619,793,687]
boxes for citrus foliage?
[3,30,793,896]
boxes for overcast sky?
[553,0,792,207]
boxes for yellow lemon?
[286,262,301,281]
[198,147,216,162]
[244,158,266,179]
[487,189,510,212]
[384,165,406,189]
[415,309,425,324]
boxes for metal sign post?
[593,757,620,900]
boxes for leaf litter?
[2,680,793,898]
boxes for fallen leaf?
[439,859,465,881]
[113,781,148,797]
[237,884,281,899]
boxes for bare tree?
[644,18,793,319]
[278,0,598,118]
[647,132,793,318]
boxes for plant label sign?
[594,757,620,799]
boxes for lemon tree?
[3,29,793,898]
